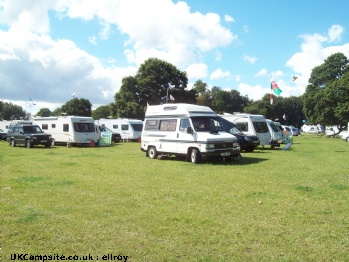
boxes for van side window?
[160,120,177,131]
[145,120,159,131]
[236,122,248,132]
[179,119,190,132]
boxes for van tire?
[148,146,158,159]
[190,149,201,163]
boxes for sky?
[1,0,349,115]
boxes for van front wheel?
[190,149,201,164]
[148,146,158,159]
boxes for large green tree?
[303,52,349,131]
[35,108,52,117]
[0,101,26,120]
[55,98,92,117]
[92,104,113,120]
[114,58,190,119]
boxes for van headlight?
[206,144,215,149]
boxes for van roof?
[145,103,216,118]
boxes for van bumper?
[201,148,241,159]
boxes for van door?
[177,118,195,154]
[158,119,178,153]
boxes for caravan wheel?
[148,146,158,159]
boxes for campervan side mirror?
[187,126,193,134]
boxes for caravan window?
[113,125,118,129]
[160,120,177,131]
[121,125,129,131]
[63,124,69,132]
[42,124,48,130]
[131,123,143,131]
[253,122,269,133]
[73,123,95,133]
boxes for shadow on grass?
[157,154,269,166]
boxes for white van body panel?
[97,119,143,140]
[32,116,98,145]
[220,113,272,146]
[141,104,240,163]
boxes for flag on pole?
[169,94,175,101]
[270,93,273,105]
[271,80,282,96]
[292,76,298,81]
[283,114,286,120]
[72,92,76,97]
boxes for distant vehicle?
[141,103,240,163]
[266,119,282,148]
[97,119,143,141]
[218,116,260,152]
[97,125,121,143]
[341,131,349,142]
[6,124,52,148]
[220,113,273,148]
[281,125,293,143]
[32,116,99,146]
[290,127,300,136]
[0,128,7,140]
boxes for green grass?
[1,135,349,261]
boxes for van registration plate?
[221,152,231,156]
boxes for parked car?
[341,131,349,142]
[291,127,300,136]
[219,116,260,152]
[6,124,53,148]
[0,128,6,141]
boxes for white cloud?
[186,63,208,80]
[237,83,268,101]
[210,69,231,80]
[88,35,97,45]
[255,68,268,77]
[0,0,237,109]
[328,25,344,42]
[286,25,349,95]
[224,15,234,22]
[243,54,257,64]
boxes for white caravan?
[141,103,240,163]
[220,113,272,147]
[32,116,98,146]
[97,118,143,141]
[266,119,282,148]
[0,120,32,131]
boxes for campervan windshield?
[191,117,224,132]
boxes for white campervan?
[266,119,282,148]
[141,103,240,163]
[220,113,272,147]
[32,116,99,146]
[97,118,143,141]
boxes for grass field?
[1,135,348,261]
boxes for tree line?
[1,53,348,130]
